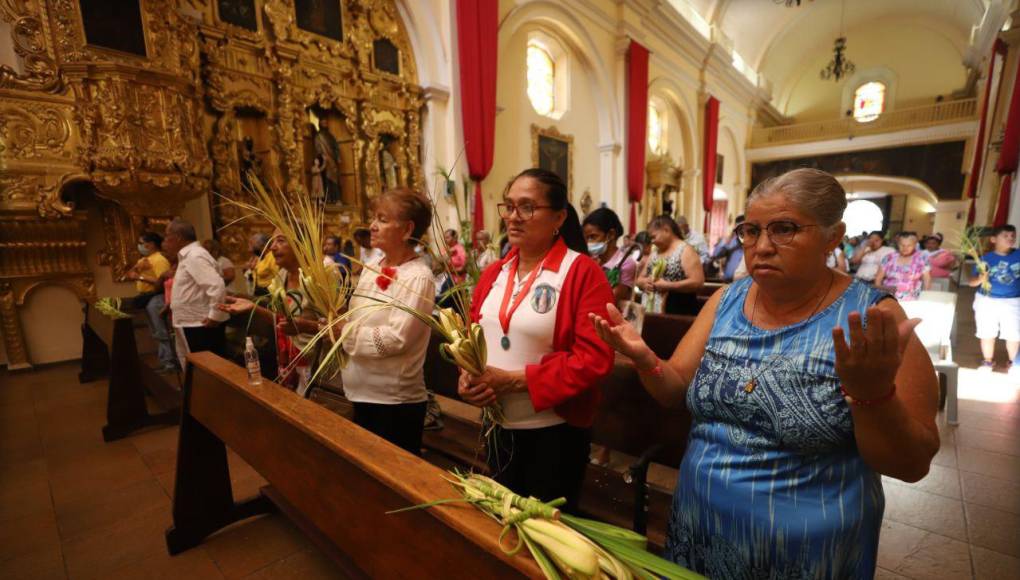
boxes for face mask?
[137,243,152,256]
[587,241,607,257]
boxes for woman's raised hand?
[589,303,655,364]
[217,295,254,315]
[832,306,922,401]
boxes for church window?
[647,103,666,154]
[853,81,886,123]
[527,42,556,117]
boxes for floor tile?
[101,545,223,580]
[55,478,169,542]
[874,568,910,579]
[971,545,1020,580]
[877,519,927,572]
[883,483,968,542]
[141,448,177,477]
[46,441,152,512]
[0,472,54,524]
[960,471,1020,515]
[129,426,179,457]
[956,425,1020,458]
[0,511,61,564]
[957,447,1020,484]
[61,505,172,580]
[202,514,308,579]
[965,502,1020,558]
[0,545,66,580]
[240,548,341,580]
[891,531,973,580]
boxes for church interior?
[2,0,1020,578]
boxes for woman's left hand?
[832,306,921,401]
[469,366,525,397]
[278,317,318,336]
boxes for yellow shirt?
[136,252,171,294]
[254,252,279,288]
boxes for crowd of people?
[119,165,1020,577]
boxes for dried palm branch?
[958,226,991,293]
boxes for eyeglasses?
[734,221,819,246]
[497,202,554,221]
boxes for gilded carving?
[0,0,424,365]
[0,0,62,92]
[531,124,575,196]
[0,281,31,369]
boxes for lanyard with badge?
[497,252,553,350]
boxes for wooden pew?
[166,352,543,578]
[79,302,179,441]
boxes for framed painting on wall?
[294,0,343,42]
[217,0,259,31]
[77,0,147,56]
[531,124,573,197]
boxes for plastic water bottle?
[244,337,262,384]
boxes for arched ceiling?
[683,0,992,118]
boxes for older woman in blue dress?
[590,168,939,578]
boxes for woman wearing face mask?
[457,168,615,512]
[583,207,638,307]
[126,232,177,373]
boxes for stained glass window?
[853,81,886,123]
[527,43,555,117]
[647,103,666,154]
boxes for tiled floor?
[0,363,340,580]
[1,285,1019,579]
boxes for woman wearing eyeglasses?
[457,168,615,512]
[590,168,939,577]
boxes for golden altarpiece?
[0,0,424,369]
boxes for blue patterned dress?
[667,277,889,579]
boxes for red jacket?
[470,239,615,428]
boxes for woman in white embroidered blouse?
[340,188,436,455]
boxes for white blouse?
[341,255,436,405]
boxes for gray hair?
[747,168,846,229]
[250,232,270,247]
[167,218,197,242]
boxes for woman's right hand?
[589,303,656,366]
[217,295,255,315]
[457,369,496,407]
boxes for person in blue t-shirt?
[968,224,1020,377]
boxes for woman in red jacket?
[458,168,615,511]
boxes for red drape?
[456,0,497,233]
[702,96,720,231]
[967,39,1008,224]
[994,174,1012,227]
[626,41,650,234]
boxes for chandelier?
[820,37,855,81]
[820,0,854,82]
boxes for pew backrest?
[178,352,542,578]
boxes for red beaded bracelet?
[841,384,897,406]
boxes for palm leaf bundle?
[94,297,130,319]
[219,172,353,378]
[958,226,991,293]
[389,471,704,580]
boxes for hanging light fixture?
[820,0,855,82]
[773,0,810,6]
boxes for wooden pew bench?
[79,302,180,441]
[166,352,544,578]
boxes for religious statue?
[380,147,398,191]
[309,154,326,202]
[313,117,342,204]
[662,185,677,217]
[239,136,262,190]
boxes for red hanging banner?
[967,39,1008,224]
[455,0,498,233]
[626,40,650,234]
[702,96,720,231]
[994,174,1013,227]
